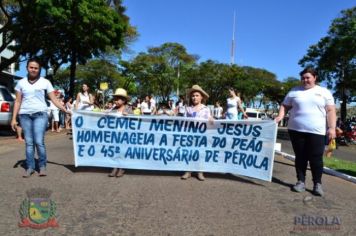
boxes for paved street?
[0,131,355,235]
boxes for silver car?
[0,85,14,127]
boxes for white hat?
[187,84,209,99]
[113,88,128,99]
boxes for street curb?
[275,150,356,184]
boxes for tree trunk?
[69,53,77,98]
[341,94,347,123]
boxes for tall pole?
[230,10,236,64]
[177,63,180,97]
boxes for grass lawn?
[324,157,356,177]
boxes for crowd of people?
[59,86,249,128]
[12,58,338,197]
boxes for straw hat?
[113,88,128,99]
[187,85,209,99]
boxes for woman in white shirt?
[11,58,68,177]
[213,101,223,119]
[141,95,155,115]
[75,84,94,111]
[226,88,247,120]
[275,67,336,196]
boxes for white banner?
[72,111,277,181]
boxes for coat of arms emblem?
[19,188,59,228]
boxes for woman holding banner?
[275,67,336,196]
[11,58,69,177]
[181,85,212,181]
[108,88,130,177]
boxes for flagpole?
[231,10,236,64]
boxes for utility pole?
[176,62,180,97]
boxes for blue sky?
[15,0,355,81]
[121,0,355,81]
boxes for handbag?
[328,138,336,151]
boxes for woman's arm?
[274,104,291,123]
[48,92,68,113]
[326,104,336,140]
[74,93,80,110]
[10,91,22,131]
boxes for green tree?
[0,0,133,98]
[42,0,131,98]
[238,66,277,108]
[264,77,300,112]
[299,7,356,122]
[121,43,197,102]
[185,60,243,105]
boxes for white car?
[245,108,268,120]
[0,85,14,127]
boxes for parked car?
[245,108,268,120]
[0,85,14,127]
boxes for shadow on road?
[17,160,263,185]
[0,129,15,137]
[272,177,293,189]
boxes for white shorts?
[51,109,59,122]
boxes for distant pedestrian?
[275,67,336,196]
[75,83,94,111]
[213,101,223,119]
[156,102,174,116]
[48,93,60,132]
[141,95,155,115]
[226,88,247,120]
[11,58,69,178]
[15,116,24,141]
[64,97,73,129]
[175,95,186,116]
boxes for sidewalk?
[0,132,355,235]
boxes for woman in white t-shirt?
[11,58,68,178]
[141,95,155,115]
[75,84,94,111]
[213,101,223,119]
[275,67,336,197]
[175,95,186,116]
[225,88,247,120]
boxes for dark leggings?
[288,130,325,184]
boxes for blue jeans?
[19,112,48,170]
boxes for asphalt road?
[0,131,355,235]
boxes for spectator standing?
[226,88,247,120]
[213,101,223,119]
[75,84,94,111]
